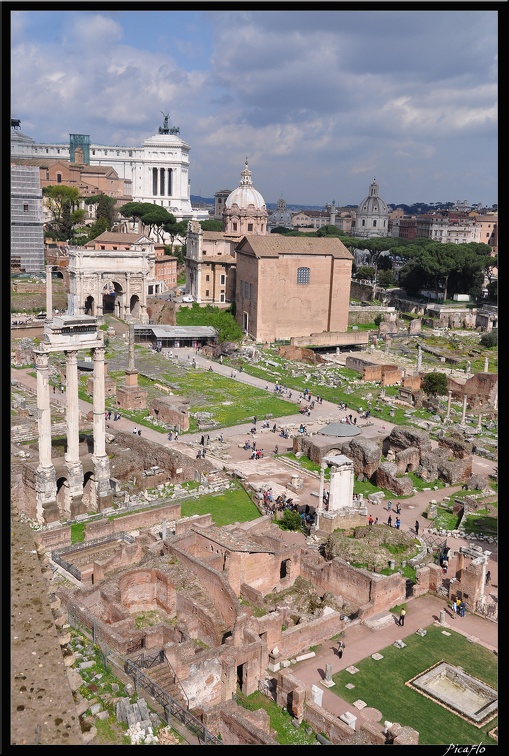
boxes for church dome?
[357,179,389,216]
[225,159,266,210]
[355,178,390,237]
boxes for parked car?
[182,295,194,303]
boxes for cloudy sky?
[10,8,498,207]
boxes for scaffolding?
[11,164,45,273]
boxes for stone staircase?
[146,660,189,710]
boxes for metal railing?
[124,656,220,745]
[51,531,135,581]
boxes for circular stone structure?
[318,422,362,438]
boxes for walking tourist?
[415,520,420,535]
[338,640,346,659]
[399,608,406,626]
[387,515,392,527]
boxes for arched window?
[297,267,310,284]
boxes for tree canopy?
[200,219,223,232]
[42,185,83,241]
[422,372,449,397]
[397,241,492,300]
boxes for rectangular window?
[297,267,310,284]
[220,274,226,285]
[248,223,253,232]
[57,174,62,183]
[233,222,238,231]
[220,293,225,303]
[206,275,210,281]
[205,289,210,297]
[23,203,29,212]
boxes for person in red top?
[368,516,374,527]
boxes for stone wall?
[300,553,405,617]
[34,501,181,551]
[290,331,370,349]
[167,534,240,630]
[149,396,190,430]
[278,345,326,365]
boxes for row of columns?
[35,345,110,523]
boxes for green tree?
[357,266,376,281]
[280,509,303,531]
[378,269,394,287]
[422,372,448,397]
[315,224,345,237]
[164,219,187,252]
[480,331,497,348]
[200,219,223,232]
[85,193,118,229]
[87,217,110,241]
[42,185,82,241]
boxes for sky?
[10,8,498,208]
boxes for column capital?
[65,350,79,363]
[93,346,106,360]
[34,350,50,368]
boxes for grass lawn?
[331,623,497,745]
[157,367,298,430]
[180,484,262,526]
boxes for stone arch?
[130,293,141,320]
[102,279,124,316]
[84,294,95,315]
[82,470,97,511]
[56,475,71,519]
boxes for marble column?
[446,390,452,420]
[477,413,482,430]
[92,345,112,501]
[96,272,104,320]
[46,264,53,319]
[64,350,84,501]
[461,394,468,425]
[34,349,57,523]
[125,272,131,320]
[92,346,106,458]
[484,357,489,373]
[417,345,422,373]
[35,350,53,470]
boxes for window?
[233,222,238,231]
[297,267,310,284]
[249,283,253,301]
[220,293,225,303]
[220,274,226,285]
[206,275,210,281]
[362,219,366,226]
[248,223,253,232]
[23,203,29,212]
[92,150,95,155]
[56,173,62,183]
[373,220,377,227]
[205,289,210,297]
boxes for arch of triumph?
[68,241,153,323]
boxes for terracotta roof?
[85,232,147,244]
[202,231,241,241]
[10,157,118,176]
[236,235,353,260]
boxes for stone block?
[371,653,384,660]
[339,711,357,730]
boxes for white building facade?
[10,116,208,223]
